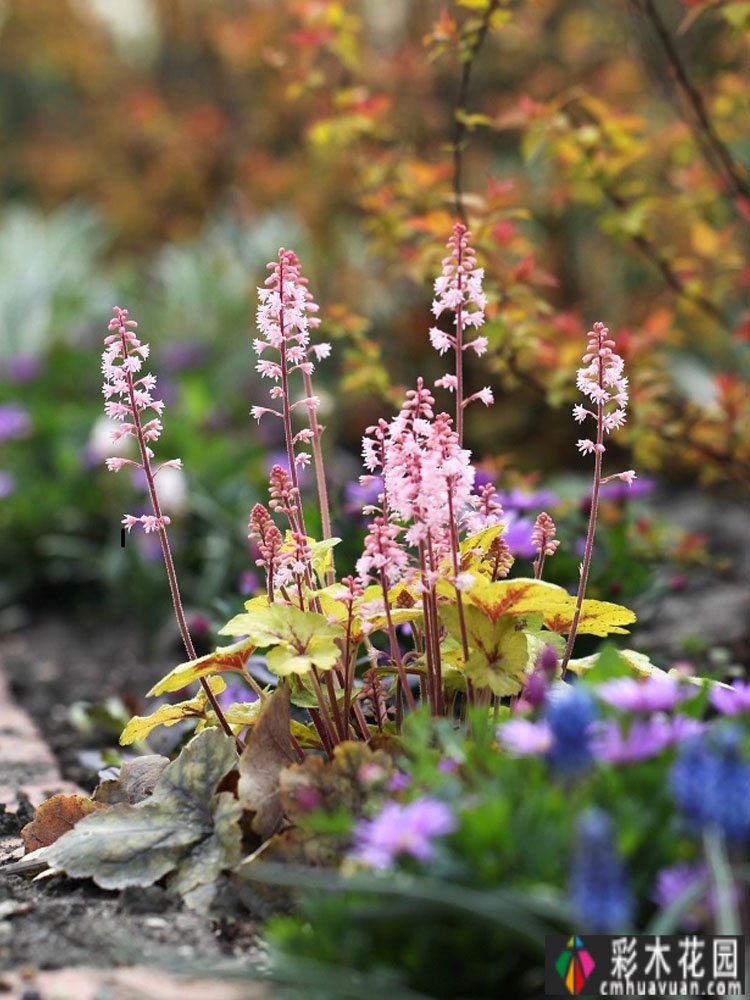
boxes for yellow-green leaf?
[147,638,256,697]
[120,678,226,746]
[463,577,570,623]
[441,606,529,697]
[542,598,636,636]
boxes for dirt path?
[0,625,267,1000]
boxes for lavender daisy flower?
[499,718,553,756]
[497,487,559,512]
[710,681,750,716]
[344,475,384,517]
[351,797,456,870]
[501,513,537,558]
[652,862,708,930]
[592,716,674,764]
[2,354,42,383]
[596,672,696,713]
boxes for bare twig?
[452,0,500,222]
[568,103,729,329]
[630,0,750,210]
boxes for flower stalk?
[102,308,236,744]
[561,322,634,672]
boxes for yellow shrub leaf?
[147,638,256,697]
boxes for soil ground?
[0,615,266,998]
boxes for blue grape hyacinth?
[670,725,750,842]
[570,808,634,932]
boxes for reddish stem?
[561,351,606,671]
[118,331,237,748]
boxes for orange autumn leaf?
[21,794,106,853]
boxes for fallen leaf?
[93,755,170,805]
[238,684,296,840]
[21,794,106,853]
[43,729,239,891]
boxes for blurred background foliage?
[0,0,748,647]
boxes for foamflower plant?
[104,225,638,756]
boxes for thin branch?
[568,104,729,329]
[452,0,500,222]
[630,0,750,210]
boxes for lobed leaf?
[45,729,239,891]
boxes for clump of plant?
[111,225,639,757]
[10,225,671,923]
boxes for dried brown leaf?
[21,794,106,853]
[237,683,296,840]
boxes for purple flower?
[501,514,536,558]
[499,718,553,755]
[387,771,411,792]
[351,797,457,870]
[0,404,31,441]
[2,354,42,383]
[652,862,707,914]
[160,341,208,372]
[343,475,383,517]
[599,476,654,502]
[592,715,705,765]
[438,758,460,774]
[239,571,260,596]
[710,681,750,716]
[596,672,696,713]
[217,678,258,710]
[0,471,15,498]
[497,487,559,512]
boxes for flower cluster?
[429,224,493,435]
[357,379,475,588]
[574,321,630,455]
[251,248,330,469]
[102,306,181,534]
[430,223,487,352]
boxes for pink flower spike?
[532,512,559,556]
[430,224,486,444]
